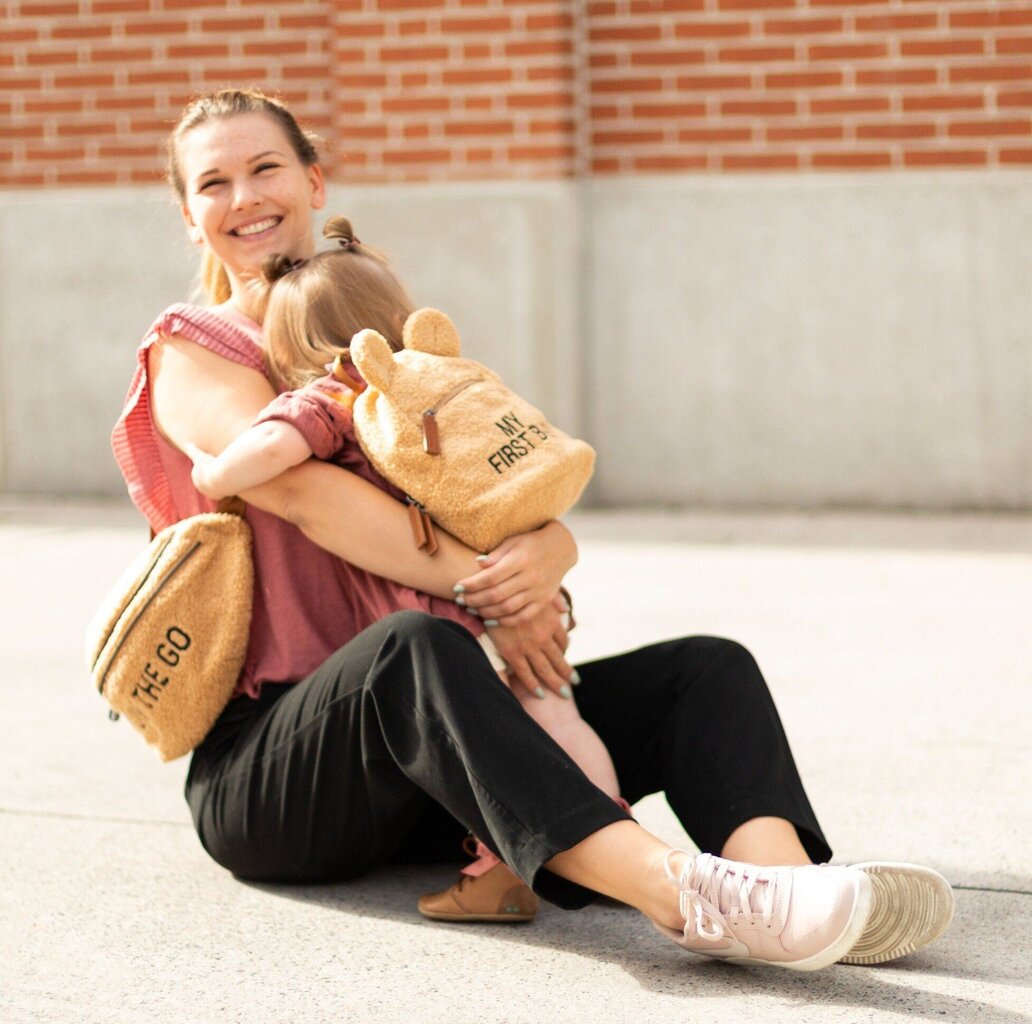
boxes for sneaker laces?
[461,837,501,878]
[665,851,781,943]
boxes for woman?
[113,88,953,971]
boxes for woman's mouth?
[230,216,281,238]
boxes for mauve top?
[111,302,483,699]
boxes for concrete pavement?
[1,496,1030,1024]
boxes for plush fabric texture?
[85,509,254,761]
[350,308,596,553]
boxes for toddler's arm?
[184,421,314,500]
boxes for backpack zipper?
[422,378,479,455]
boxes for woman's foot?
[656,851,873,971]
[839,862,955,965]
[417,840,539,924]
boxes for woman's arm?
[150,336,577,693]
[185,421,313,500]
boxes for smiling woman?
[166,93,325,309]
[106,87,955,975]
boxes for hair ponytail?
[200,249,232,305]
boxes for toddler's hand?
[454,522,576,624]
[182,441,226,500]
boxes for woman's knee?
[376,609,475,652]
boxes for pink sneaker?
[656,852,873,972]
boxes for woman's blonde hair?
[262,216,414,393]
[166,89,321,306]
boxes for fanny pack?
[84,498,253,761]
[347,308,595,553]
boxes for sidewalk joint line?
[0,806,191,828]
[952,884,1032,897]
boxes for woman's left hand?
[487,594,575,698]
[454,520,577,624]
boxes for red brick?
[950,9,1032,30]
[506,91,573,109]
[903,93,985,113]
[763,17,842,35]
[766,71,843,89]
[808,43,888,61]
[766,124,844,143]
[244,40,309,56]
[812,151,892,169]
[527,13,573,31]
[718,0,795,10]
[166,43,232,59]
[901,38,984,58]
[948,119,1032,138]
[443,68,512,85]
[0,124,45,139]
[997,37,1032,56]
[57,170,119,184]
[381,46,451,62]
[679,126,753,143]
[903,149,988,167]
[24,97,83,113]
[593,76,665,93]
[810,96,891,115]
[284,65,331,81]
[54,72,117,87]
[504,39,571,57]
[633,154,708,171]
[98,144,161,158]
[52,23,112,39]
[718,45,796,62]
[18,3,78,14]
[398,19,430,36]
[528,66,573,82]
[857,67,938,87]
[1000,147,1032,163]
[197,16,265,32]
[26,50,79,66]
[953,63,1032,84]
[336,72,390,87]
[858,12,939,32]
[345,124,389,139]
[630,49,706,66]
[376,0,449,10]
[280,14,328,30]
[91,0,150,11]
[722,99,797,116]
[440,16,513,32]
[632,101,707,118]
[382,148,453,164]
[856,122,937,141]
[721,152,799,170]
[592,157,621,172]
[200,66,270,82]
[529,118,574,134]
[998,89,1032,108]
[0,76,45,91]
[593,129,666,145]
[96,94,157,110]
[25,145,83,160]
[444,120,515,136]
[130,168,166,183]
[630,0,705,11]
[57,120,117,136]
[465,95,493,110]
[508,144,575,161]
[0,29,39,43]
[675,20,751,38]
[0,173,47,186]
[125,19,190,35]
[590,25,664,42]
[382,96,451,113]
[676,73,752,91]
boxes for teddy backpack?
[348,307,595,553]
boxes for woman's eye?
[197,178,225,192]
[255,162,280,174]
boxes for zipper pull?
[422,410,441,455]
[422,510,439,556]
[407,498,428,549]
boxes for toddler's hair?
[262,215,413,393]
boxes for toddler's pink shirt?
[111,302,483,699]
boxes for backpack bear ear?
[350,329,395,392]
[403,308,462,357]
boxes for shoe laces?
[665,851,781,942]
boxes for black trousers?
[185,611,830,909]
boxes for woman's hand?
[454,520,577,624]
[487,593,576,699]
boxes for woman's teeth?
[233,218,279,237]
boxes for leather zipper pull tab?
[422,411,441,455]
[407,499,428,549]
[422,511,439,556]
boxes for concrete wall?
[1,171,1030,508]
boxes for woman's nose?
[231,179,260,209]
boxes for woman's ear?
[403,308,462,357]
[308,164,326,211]
[350,329,395,392]
[181,204,203,246]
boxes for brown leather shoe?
[418,861,539,923]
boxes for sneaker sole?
[729,868,875,973]
[839,862,955,966]
[417,907,536,924]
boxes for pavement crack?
[0,806,191,828]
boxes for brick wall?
[3,0,1032,186]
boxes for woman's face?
[177,112,325,291]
